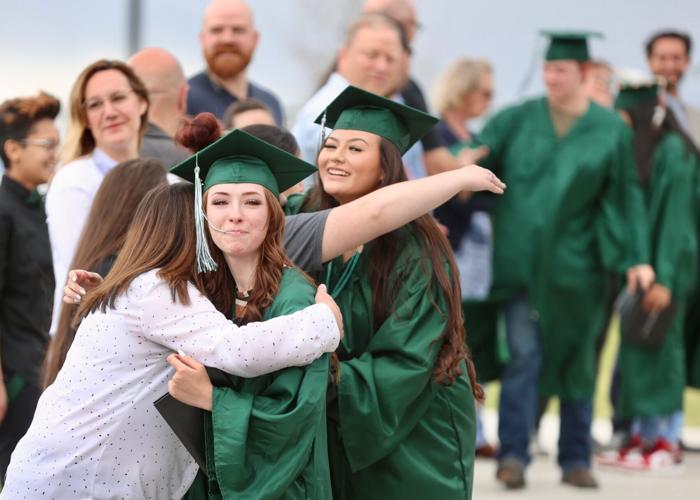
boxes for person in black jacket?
[0,91,60,481]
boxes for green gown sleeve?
[596,124,650,273]
[336,249,448,472]
[283,192,309,215]
[204,270,331,499]
[472,105,522,173]
[652,135,697,291]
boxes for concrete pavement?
[473,410,700,500]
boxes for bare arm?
[423,146,490,176]
[321,164,505,262]
[424,147,459,176]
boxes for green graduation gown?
[185,267,332,500]
[323,229,476,500]
[618,133,699,418]
[474,97,649,400]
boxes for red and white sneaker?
[596,434,643,467]
[617,438,684,472]
[645,438,683,470]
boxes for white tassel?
[317,109,328,154]
[651,105,666,128]
[194,157,217,274]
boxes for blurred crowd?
[1,0,700,496]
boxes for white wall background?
[1,0,699,132]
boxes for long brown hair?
[62,59,150,163]
[305,137,483,400]
[176,112,300,325]
[76,182,208,320]
[42,159,168,387]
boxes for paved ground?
[474,410,700,499]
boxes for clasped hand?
[166,353,213,411]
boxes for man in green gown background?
[469,31,654,489]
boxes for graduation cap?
[314,85,438,155]
[170,129,317,273]
[171,129,316,197]
[541,30,603,61]
[613,71,663,110]
[614,83,659,110]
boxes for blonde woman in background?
[46,59,149,336]
[432,59,493,147]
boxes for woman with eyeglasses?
[45,59,150,338]
[0,92,61,481]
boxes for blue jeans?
[497,296,542,466]
[558,399,593,472]
[498,296,592,471]
[632,410,683,444]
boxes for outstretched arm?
[321,164,504,262]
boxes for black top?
[434,120,461,148]
[187,71,285,126]
[400,78,444,152]
[430,123,496,249]
[0,175,54,386]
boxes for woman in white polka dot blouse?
[1,181,341,499]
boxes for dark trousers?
[0,371,41,482]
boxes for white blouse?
[46,149,118,336]
[1,270,339,499]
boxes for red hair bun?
[175,112,222,152]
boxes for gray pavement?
[474,411,700,500]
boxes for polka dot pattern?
[1,270,340,498]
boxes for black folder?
[616,289,677,350]
[154,366,231,474]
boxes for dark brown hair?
[223,98,273,129]
[0,92,60,167]
[42,159,168,387]
[625,100,700,185]
[646,30,692,58]
[304,137,483,400]
[240,124,300,155]
[62,59,150,163]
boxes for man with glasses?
[0,92,60,482]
